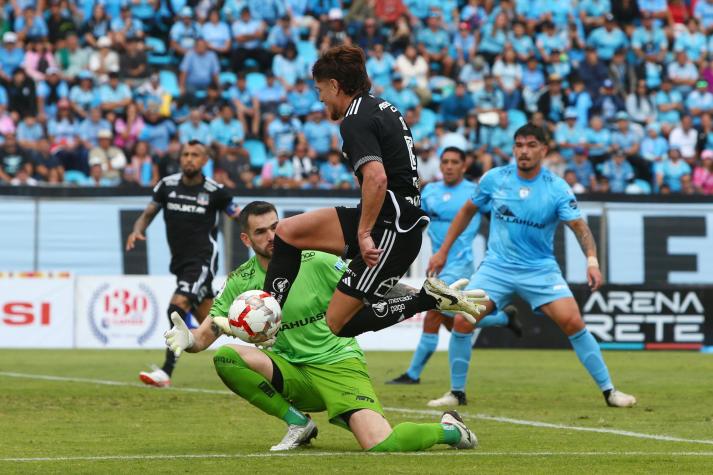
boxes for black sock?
[263,234,302,306]
[162,304,186,376]
[337,290,436,337]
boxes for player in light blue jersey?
[428,124,637,408]
[387,147,522,407]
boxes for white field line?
[2,371,713,448]
[3,452,713,463]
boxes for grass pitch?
[1,348,712,474]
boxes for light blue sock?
[406,332,439,380]
[449,330,473,392]
[477,310,508,328]
[569,328,613,391]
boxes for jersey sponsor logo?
[168,191,177,198]
[166,202,207,214]
[301,251,316,262]
[378,100,392,110]
[373,277,400,298]
[519,187,530,199]
[494,205,545,229]
[272,277,290,293]
[240,268,256,279]
[196,192,209,206]
[355,395,375,403]
[334,259,347,272]
[371,301,389,318]
[280,312,325,331]
[569,199,578,209]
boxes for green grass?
[1,349,712,474]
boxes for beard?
[253,245,273,260]
[182,167,200,178]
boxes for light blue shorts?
[468,260,573,312]
[438,263,474,318]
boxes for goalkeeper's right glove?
[164,311,195,357]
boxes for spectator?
[209,103,246,156]
[674,18,707,63]
[302,103,338,160]
[170,7,201,56]
[88,129,127,184]
[88,36,119,83]
[640,123,668,163]
[669,115,699,161]
[600,150,635,192]
[609,48,636,95]
[555,109,586,162]
[83,3,111,48]
[266,103,303,156]
[319,149,350,187]
[318,8,349,49]
[301,168,329,189]
[579,0,612,30]
[439,82,475,124]
[69,71,99,118]
[266,15,300,56]
[374,0,408,25]
[231,7,271,72]
[382,73,420,114]
[86,158,115,187]
[564,169,587,194]
[110,4,145,49]
[395,45,430,97]
[687,80,713,120]
[0,134,33,184]
[668,50,699,96]
[356,17,386,54]
[114,103,145,152]
[255,72,287,116]
[568,77,593,129]
[7,68,38,120]
[478,11,508,64]
[285,78,315,118]
[22,40,58,83]
[14,6,49,43]
[654,78,684,134]
[290,141,316,181]
[32,138,63,184]
[124,141,158,187]
[37,67,69,121]
[179,38,220,99]
[625,79,655,126]
[119,38,149,84]
[78,106,111,149]
[136,73,166,111]
[492,47,522,111]
[228,73,261,136]
[587,13,628,62]
[485,111,517,166]
[695,0,713,34]
[0,32,25,84]
[48,99,78,144]
[656,147,691,192]
[260,148,298,188]
[138,105,177,157]
[579,47,610,101]
[202,8,232,56]
[16,115,45,151]
[366,43,396,92]
[570,147,597,191]
[584,115,613,167]
[55,34,90,81]
[178,110,212,144]
[693,150,713,194]
[417,10,454,77]
[99,72,132,114]
[538,75,570,126]
[507,20,536,63]
[272,42,308,89]
[416,143,441,184]
[631,12,667,64]
[592,79,625,125]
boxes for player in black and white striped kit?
[126,140,237,387]
[262,45,487,338]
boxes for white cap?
[328,8,343,20]
[97,36,112,48]
[3,32,17,43]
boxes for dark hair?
[238,201,277,232]
[441,146,466,161]
[183,139,210,159]
[312,45,371,96]
[513,123,548,144]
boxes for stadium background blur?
[0,0,712,194]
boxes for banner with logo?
[0,276,74,348]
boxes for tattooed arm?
[182,315,223,353]
[566,218,603,291]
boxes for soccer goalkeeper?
[164,201,484,452]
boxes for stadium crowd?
[0,0,712,194]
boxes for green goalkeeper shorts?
[264,351,384,430]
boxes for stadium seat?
[219,71,237,86]
[507,109,527,129]
[243,139,268,169]
[296,40,318,65]
[159,70,180,98]
[246,72,267,95]
[146,37,173,66]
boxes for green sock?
[213,346,308,426]
[368,422,461,452]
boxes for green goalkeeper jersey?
[210,251,365,365]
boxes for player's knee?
[453,314,475,333]
[423,311,442,333]
[560,314,586,336]
[169,294,192,311]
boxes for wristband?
[587,256,599,268]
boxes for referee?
[126,140,237,387]
[262,45,485,337]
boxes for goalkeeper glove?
[164,311,195,357]
[449,278,489,323]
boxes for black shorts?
[335,206,425,302]
[171,259,215,306]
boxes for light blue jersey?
[422,179,480,283]
[471,164,581,269]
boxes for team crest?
[519,187,530,199]
[442,193,451,202]
[197,192,209,206]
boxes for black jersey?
[151,173,233,269]
[340,93,429,232]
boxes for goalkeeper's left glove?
[164,311,195,357]
[449,278,489,322]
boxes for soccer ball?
[228,290,282,344]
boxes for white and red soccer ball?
[228,290,282,344]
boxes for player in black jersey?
[262,45,488,337]
[126,140,237,387]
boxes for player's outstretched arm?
[566,218,603,291]
[125,202,160,251]
[165,312,225,356]
[427,201,478,276]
